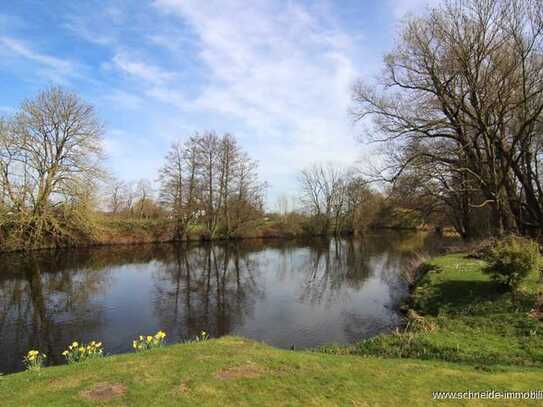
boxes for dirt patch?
[215,363,264,380]
[80,383,127,401]
[175,382,190,395]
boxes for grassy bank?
[1,336,542,406]
[319,253,543,367]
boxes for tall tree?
[353,0,543,238]
[159,132,263,240]
[0,87,105,248]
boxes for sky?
[0,0,437,207]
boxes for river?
[0,231,431,373]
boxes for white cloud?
[112,52,175,85]
[152,0,365,200]
[103,90,145,110]
[63,16,114,46]
[146,86,190,110]
[0,36,75,74]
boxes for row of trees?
[0,87,265,249]
[354,0,543,239]
[298,164,380,235]
[106,179,162,219]
[158,132,264,239]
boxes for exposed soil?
[80,383,127,401]
[214,363,264,380]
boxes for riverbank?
[0,216,310,253]
[1,214,427,254]
[1,336,542,406]
[318,252,543,367]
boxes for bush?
[483,236,541,290]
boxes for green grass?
[319,253,543,367]
[1,336,543,406]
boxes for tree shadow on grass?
[417,280,535,316]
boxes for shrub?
[483,236,541,291]
[23,350,46,371]
[62,341,103,363]
[132,330,166,352]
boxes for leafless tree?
[0,87,105,248]
[159,131,263,240]
[106,179,128,215]
[134,179,157,219]
[353,0,543,238]
[159,139,200,239]
[299,164,348,235]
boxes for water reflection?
[153,243,263,340]
[0,232,431,373]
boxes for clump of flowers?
[62,341,103,364]
[23,350,46,371]
[193,330,209,342]
[132,330,166,352]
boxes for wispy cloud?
[0,36,74,73]
[63,15,115,46]
[0,0,409,199]
[152,0,365,195]
[112,52,176,85]
[102,89,145,110]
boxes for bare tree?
[353,0,543,238]
[230,151,265,234]
[134,179,156,219]
[195,131,221,239]
[0,87,105,248]
[159,132,263,240]
[343,173,377,234]
[106,179,128,215]
[159,139,200,239]
[299,164,348,235]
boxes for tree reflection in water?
[0,251,112,373]
[0,232,435,374]
[152,243,264,340]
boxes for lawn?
[1,336,542,406]
[319,253,543,367]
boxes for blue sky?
[0,0,436,206]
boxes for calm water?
[0,232,430,373]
